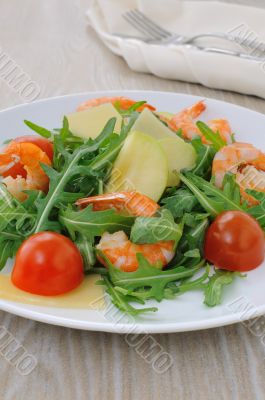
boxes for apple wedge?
[129,108,196,187]
[105,131,168,202]
[158,137,197,186]
[66,103,122,139]
[131,108,176,140]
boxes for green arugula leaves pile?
[0,114,137,269]
[0,113,252,316]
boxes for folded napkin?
[87,0,265,99]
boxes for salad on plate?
[0,95,264,316]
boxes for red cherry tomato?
[14,136,53,161]
[204,211,265,272]
[2,136,53,179]
[12,232,84,296]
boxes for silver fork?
[123,9,265,60]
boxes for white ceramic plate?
[0,90,265,333]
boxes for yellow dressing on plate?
[0,274,105,309]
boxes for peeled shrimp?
[77,96,156,112]
[162,101,233,144]
[77,191,174,271]
[76,191,160,217]
[212,142,265,205]
[97,231,175,272]
[0,142,51,201]
[164,100,206,141]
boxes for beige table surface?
[1,1,265,399]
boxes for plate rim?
[1,89,264,119]
[0,299,263,333]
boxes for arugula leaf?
[164,265,210,298]
[176,265,211,296]
[196,121,226,151]
[0,235,21,271]
[114,101,146,115]
[184,249,201,258]
[88,114,138,172]
[161,188,198,218]
[105,253,204,302]
[164,266,242,307]
[24,117,85,151]
[182,218,209,255]
[169,216,209,267]
[53,119,86,171]
[130,209,183,244]
[246,190,265,229]
[183,212,209,228]
[24,120,52,138]
[0,185,37,269]
[179,172,265,232]
[191,138,216,178]
[59,205,134,240]
[0,184,36,235]
[102,277,157,315]
[204,270,242,307]
[60,116,72,141]
[179,172,243,217]
[75,234,96,272]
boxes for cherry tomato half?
[2,136,53,179]
[12,232,84,296]
[204,211,265,272]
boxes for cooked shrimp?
[77,96,156,112]
[76,191,160,217]
[163,101,206,140]
[212,142,265,205]
[97,231,175,272]
[77,191,174,271]
[0,142,51,201]
[162,101,233,144]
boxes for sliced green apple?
[129,108,196,187]
[131,108,176,140]
[105,131,168,202]
[158,137,197,187]
[66,103,122,139]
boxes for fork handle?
[182,33,265,55]
[113,34,265,61]
[184,33,238,44]
[188,44,265,62]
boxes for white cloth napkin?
[86,0,265,99]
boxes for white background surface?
[1,1,265,399]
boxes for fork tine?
[123,14,156,39]
[123,11,161,40]
[128,10,168,39]
[132,9,172,38]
